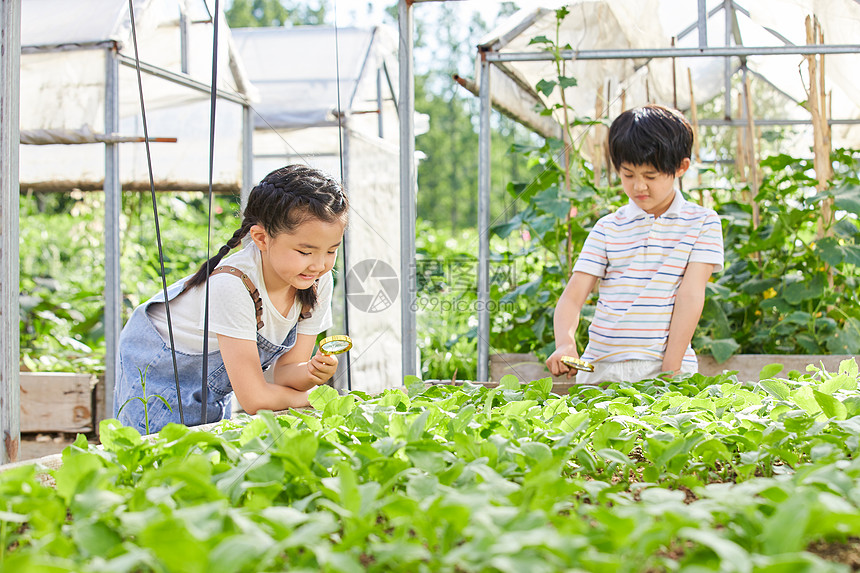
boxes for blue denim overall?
[113,279,298,435]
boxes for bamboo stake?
[735,93,746,190]
[687,67,708,207]
[742,71,761,230]
[806,14,832,238]
[592,90,603,186]
[603,80,612,185]
[806,15,834,288]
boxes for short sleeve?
[204,273,259,341]
[572,219,609,278]
[689,211,725,272]
[297,271,335,336]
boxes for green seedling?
[116,365,172,435]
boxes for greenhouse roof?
[475,0,860,149]
[18,0,252,190]
[231,25,398,130]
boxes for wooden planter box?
[490,353,857,386]
[20,372,100,433]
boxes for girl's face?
[251,218,346,295]
[619,158,690,217]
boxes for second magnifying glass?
[560,355,594,372]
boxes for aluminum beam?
[484,44,860,63]
[103,46,121,418]
[1,0,21,465]
[398,0,417,377]
[116,53,248,106]
[477,55,491,383]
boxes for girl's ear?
[249,224,269,251]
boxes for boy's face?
[619,159,690,217]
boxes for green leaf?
[759,379,790,401]
[790,386,822,416]
[811,182,860,214]
[826,317,860,354]
[524,377,553,401]
[818,373,856,395]
[596,448,632,467]
[679,527,752,572]
[813,390,848,420]
[499,374,520,391]
[405,375,426,398]
[536,79,557,97]
[556,410,589,433]
[528,35,552,46]
[709,338,740,363]
[839,358,859,378]
[407,409,431,442]
[759,363,784,380]
[592,420,623,451]
[558,75,578,89]
[816,236,860,266]
[783,276,824,305]
[308,384,338,410]
[53,452,104,504]
[209,535,272,573]
[759,494,810,554]
[73,520,122,558]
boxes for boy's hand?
[660,361,681,378]
[546,345,579,378]
[307,352,338,385]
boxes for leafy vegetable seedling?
[116,365,172,435]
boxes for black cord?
[127,0,184,425]
[200,0,222,425]
[333,0,352,392]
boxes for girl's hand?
[307,351,338,385]
[546,344,579,378]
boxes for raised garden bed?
[3,362,860,570]
[490,353,856,384]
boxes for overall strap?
[210,266,314,329]
[211,266,264,330]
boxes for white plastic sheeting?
[233,26,403,393]
[18,0,251,190]
[476,0,860,151]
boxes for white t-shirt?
[147,243,333,353]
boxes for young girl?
[114,165,349,434]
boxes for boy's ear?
[675,157,692,178]
[248,224,269,251]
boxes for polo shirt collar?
[622,188,686,219]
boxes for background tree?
[226,0,327,27]
[226,1,535,231]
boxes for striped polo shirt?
[572,189,724,367]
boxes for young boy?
[547,104,724,384]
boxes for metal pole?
[398,0,417,377]
[377,66,384,138]
[179,2,189,74]
[103,46,121,417]
[724,0,732,119]
[697,0,708,48]
[482,44,860,63]
[477,54,491,383]
[241,103,253,210]
[1,0,21,465]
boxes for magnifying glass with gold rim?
[319,334,353,355]
[560,355,595,372]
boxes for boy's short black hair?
[608,104,693,175]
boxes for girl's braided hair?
[184,165,349,311]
